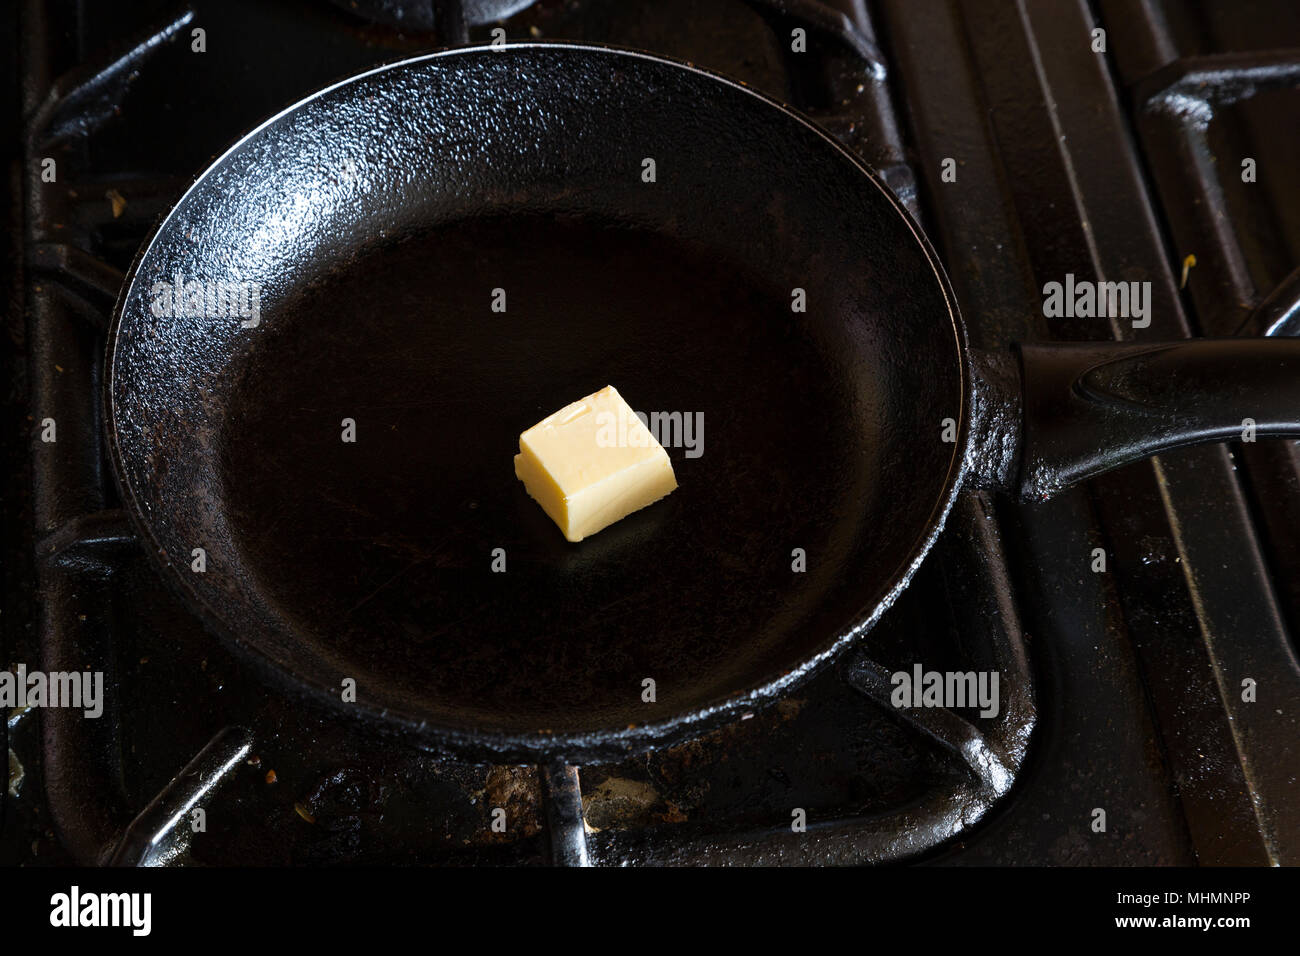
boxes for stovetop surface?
[4,0,1298,866]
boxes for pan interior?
[108,47,964,744]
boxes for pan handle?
[967,339,1300,501]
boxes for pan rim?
[103,40,973,761]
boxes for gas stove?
[3,0,1297,872]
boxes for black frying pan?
[106,43,1300,763]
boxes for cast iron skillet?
[106,43,1300,763]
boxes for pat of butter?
[514,385,678,542]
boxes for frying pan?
[106,43,1300,765]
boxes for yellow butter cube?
[514,385,678,542]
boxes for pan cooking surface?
[220,214,878,729]
[107,46,966,753]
